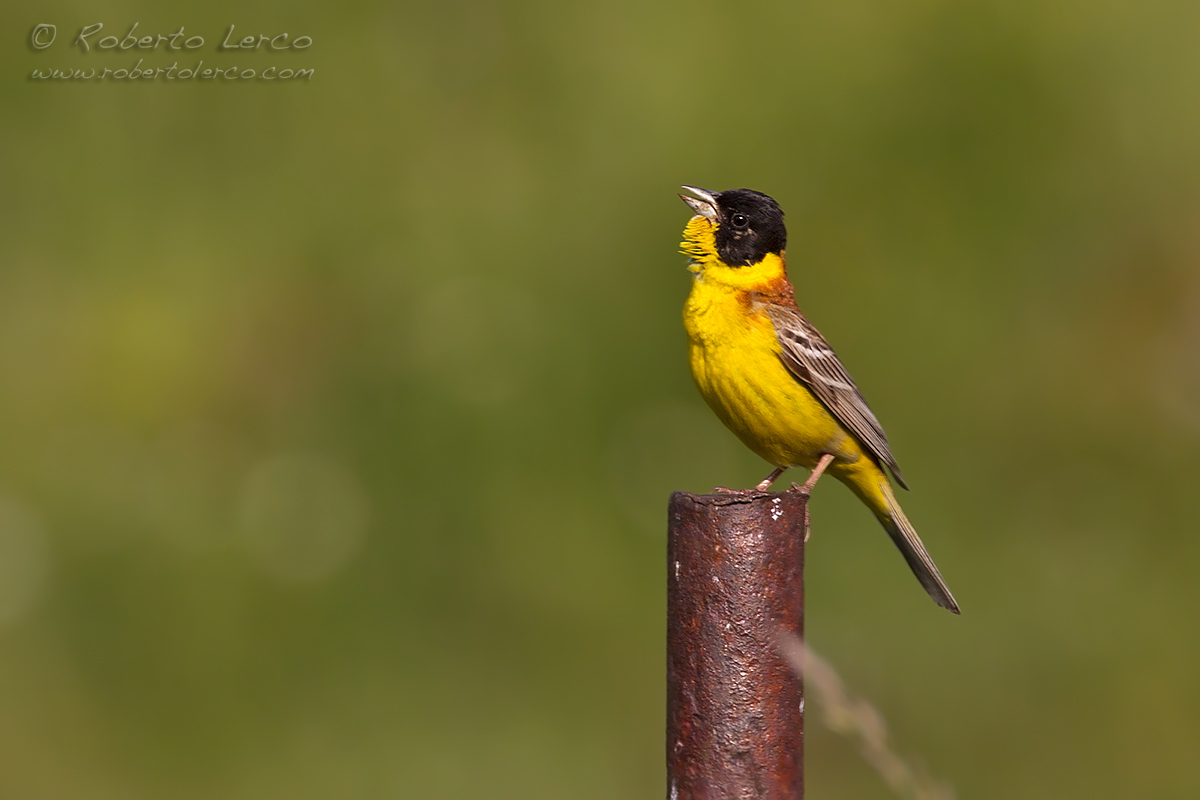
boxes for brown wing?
[765,304,908,489]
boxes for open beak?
[680,185,719,220]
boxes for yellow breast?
[683,275,855,470]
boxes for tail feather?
[879,484,960,614]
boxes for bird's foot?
[789,453,835,498]
[712,466,788,495]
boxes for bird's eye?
[730,213,749,229]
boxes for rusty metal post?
[667,491,806,800]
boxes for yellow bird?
[679,186,959,613]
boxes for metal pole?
[666,490,806,800]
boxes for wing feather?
[765,304,908,489]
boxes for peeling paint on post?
[667,490,806,800]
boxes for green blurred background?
[4,1,1200,797]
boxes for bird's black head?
[681,187,787,267]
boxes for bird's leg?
[755,466,787,491]
[791,453,834,542]
[791,453,834,496]
[713,466,787,494]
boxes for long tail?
[875,481,959,613]
[838,462,960,614]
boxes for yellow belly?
[684,281,864,471]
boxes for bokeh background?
[4,1,1200,797]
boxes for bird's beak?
[680,185,718,220]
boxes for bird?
[678,185,959,613]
